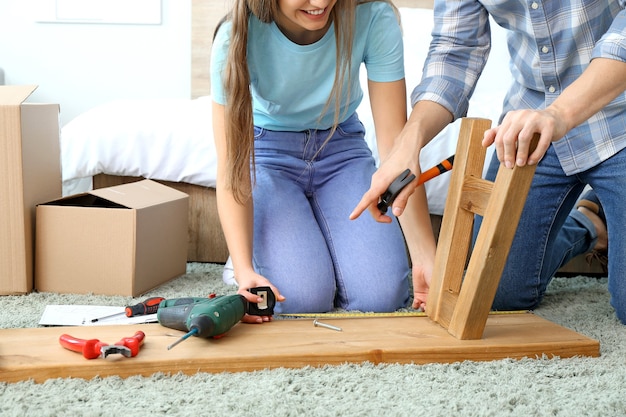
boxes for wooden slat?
[191,0,231,98]
[427,116,541,340]
[459,175,493,217]
[0,314,598,383]
[427,118,491,323]
[448,138,538,339]
[394,0,435,8]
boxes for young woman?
[210,0,436,322]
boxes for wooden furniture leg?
[427,118,538,340]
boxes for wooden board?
[0,313,598,383]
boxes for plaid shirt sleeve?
[410,0,492,119]
[592,5,626,62]
[411,0,626,175]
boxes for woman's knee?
[275,289,335,314]
[340,274,410,312]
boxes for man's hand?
[350,165,421,222]
[482,108,567,169]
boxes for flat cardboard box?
[0,85,62,294]
[35,179,189,296]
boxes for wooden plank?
[191,0,231,98]
[427,118,491,323]
[449,156,538,339]
[0,314,599,383]
[459,176,493,217]
[447,134,540,339]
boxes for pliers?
[59,330,145,359]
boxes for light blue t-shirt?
[210,1,404,131]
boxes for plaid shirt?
[411,0,626,175]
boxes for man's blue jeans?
[251,113,411,314]
[476,144,626,324]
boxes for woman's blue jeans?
[251,114,411,314]
[475,144,626,324]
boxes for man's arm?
[484,58,626,168]
[350,99,452,220]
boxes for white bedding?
[61,96,218,194]
[61,7,510,215]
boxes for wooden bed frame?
[92,0,604,275]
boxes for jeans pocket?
[254,126,267,140]
[336,114,365,138]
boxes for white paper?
[39,305,158,326]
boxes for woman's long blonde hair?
[218,0,398,203]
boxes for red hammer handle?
[59,334,107,359]
[114,331,146,357]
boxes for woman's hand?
[410,254,433,311]
[235,269,285,324]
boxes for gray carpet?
[1,263,624,417]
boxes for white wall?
[0,0,191,126]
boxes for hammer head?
[100,345,132,358]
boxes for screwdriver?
[91,297,165,323]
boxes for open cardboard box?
[0,85,62,294]
[35,179,189,296]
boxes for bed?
[60,0,603,275]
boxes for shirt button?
[531,2,539,9]
[541,45,549,53]
[548,86,556,93]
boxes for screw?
[313,319,342,332]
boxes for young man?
[351,0,626,323]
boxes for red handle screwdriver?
[91,297,165,323]
[124,297,164,317]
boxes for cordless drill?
[157,287,276,350]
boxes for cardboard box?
[0,86,62,294]
[35,179,189,296]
